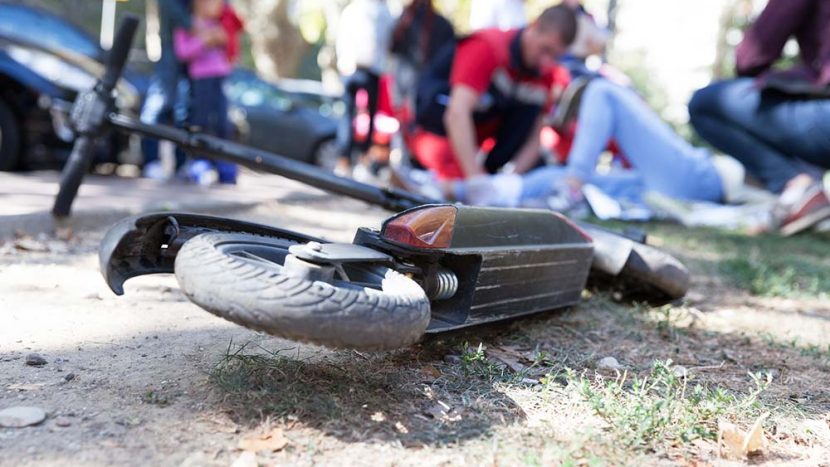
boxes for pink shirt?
[174,19,232,79]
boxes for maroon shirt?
[736,0,830,86]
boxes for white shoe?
[711,155,745,204]
[142,161,168,180]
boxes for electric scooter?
[55,16,688,350]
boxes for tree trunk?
[233,0,310,80]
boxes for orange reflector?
[381,206,457,249]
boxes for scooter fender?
[100,213,322,295]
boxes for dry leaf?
[370,411,386,422]
[395,421,409,434]
[743,412,770,454]
[202,416,239,434]
[486,348,526,373]
[424,401,462,422]
[237,428,288,452]
[421,365,441,379]
[718,421,745,459]
[718,412,770,459]
[14,238,49,252]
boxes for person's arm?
[509,114,544,174]
[159,0,192,30]
[174,28,205,62]
[444,85,487,178]
[735,0,812,77]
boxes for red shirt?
[450,28,570,136]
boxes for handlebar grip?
[100,14,140,92]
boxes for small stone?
[25,353,47,367]
[64,373,76,382]
[673,365,689,378]
[443,355,462,364]
[0,406,47,428]
[55,417,72,427]
[597,356,623,371]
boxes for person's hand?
[210,27,228,46]
[199,27,227,46]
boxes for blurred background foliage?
[18,0,797,138]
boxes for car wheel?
[0,98,21,171]
[312,137,340,172]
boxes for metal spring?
[432,268,459,301]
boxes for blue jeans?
[689,78,830,193]
[522,79,722,204]
[139,49,187,168]
[190,76,237,183]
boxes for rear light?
[381,205,457,249]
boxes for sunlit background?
[19,0,782,134]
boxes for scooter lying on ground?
[55,17,688,350]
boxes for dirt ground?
[1,191,828,466]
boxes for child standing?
[174,0,241,185]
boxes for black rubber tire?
[174,232,431,350]
[618,242,690,303]
[52,136,97,218]
[0,98,21,172]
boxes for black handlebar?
[101,15,140,92]
[52,14,140,218]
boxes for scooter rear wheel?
[174,232,431,350]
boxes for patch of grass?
[760,333,830,365]
[595,220,830,299]
[141,390,173,406]
[566,360,770,453]
[719,257,827,298]
[459,342,515,382]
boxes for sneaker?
[142,160,167,180]
[184,160,218,186]
[774,182,830,236]
[711,155,745,204]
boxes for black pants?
[339,68,381,162]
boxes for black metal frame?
[107,114,434,213]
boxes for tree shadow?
[209,337,526,447]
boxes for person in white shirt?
[469,0,527,31]
[335,0,394,169]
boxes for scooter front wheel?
[174,232,431,350]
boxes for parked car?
[0,2,142,171]
[225,69,340,171]
[0,2,342,173]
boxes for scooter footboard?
[100,213,322,295]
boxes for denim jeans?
[689,78,830,193]
[522,79,723,204]
[190,76,236,183]
[139,49,188,168]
